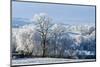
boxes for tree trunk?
[42,35,47,57]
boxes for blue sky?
[12,1,95,24]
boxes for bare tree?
[33,13,53,57]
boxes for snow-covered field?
[12,58,95,66]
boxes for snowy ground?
[12,58,95,66]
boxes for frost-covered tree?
[75,31,96,58]
[48,24,77,58]
[33,13,53,57]
[15,28,34,55]
[50,24,66,56]
[12,25,43,57]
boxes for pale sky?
[12,1,95,24]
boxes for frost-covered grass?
[12,58,95,66]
